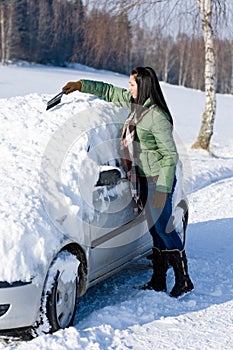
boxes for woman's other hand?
[152,191,167,208]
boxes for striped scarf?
[121,104,156,208]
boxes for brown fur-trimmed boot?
[142,247,169,292]
[168,249,194,298]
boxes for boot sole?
[170,287,194,299]
[138,285,167,292]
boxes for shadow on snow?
[74,217,233,330]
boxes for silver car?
[0,105,187,337]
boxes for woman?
[62,66,194,298]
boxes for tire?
[39,250,80,334]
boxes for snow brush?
[46,91,64,110]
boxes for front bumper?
[0,281,41,330]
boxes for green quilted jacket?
[80,80,178,193]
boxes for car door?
[88,165,151,281]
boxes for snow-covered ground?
[0,63,233,349]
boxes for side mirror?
[96,168,121,186]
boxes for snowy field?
[0,63,233,349]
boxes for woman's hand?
[62,81,82,94]
[152,191,167,208]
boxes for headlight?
[0,304,10,317]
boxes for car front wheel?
[39,250,80,334]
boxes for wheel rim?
[55,272,77,328]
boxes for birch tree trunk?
[0,3,6,64]
[231,42,233,94]
[163,46,169,82]
[5,2,13,62]
[192,0,216,151]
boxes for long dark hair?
[130,66,173,125]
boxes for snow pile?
[0,90,127,282]
[0,64,233,349]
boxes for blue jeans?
[140,177,183,251]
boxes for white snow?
[0,63,233,349]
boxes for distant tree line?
[0,0,232,94]
[0,0,131,72]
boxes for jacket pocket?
[146,151,162,173]
[140,151,162,176]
